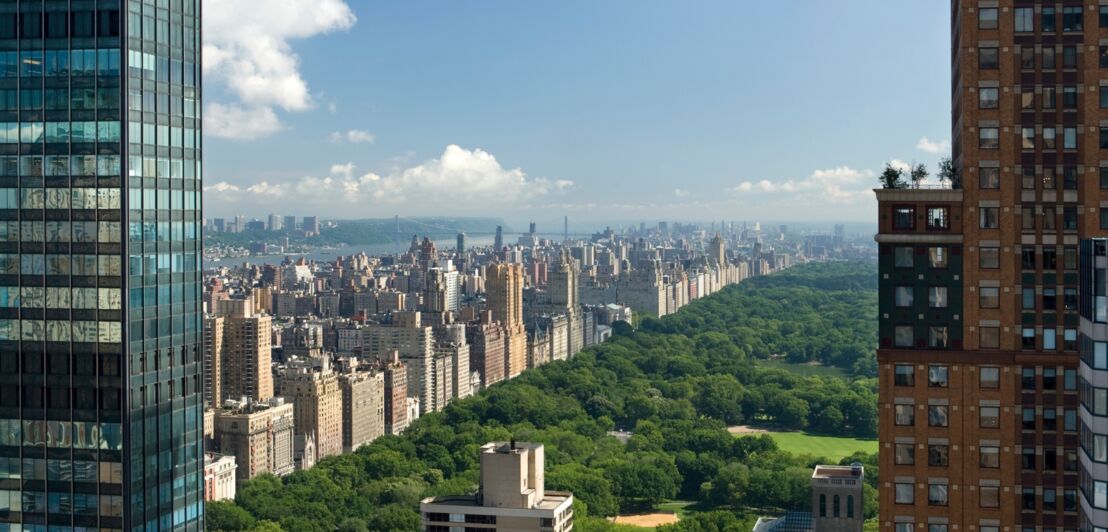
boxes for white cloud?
[203,0,357,139]
[328,130,377,144]
[204,103,284,141]
[674,188,690,197]
[206,145,573,213]
[730,166,875,204]
[916,136,951,154]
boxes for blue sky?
[202,1,951,223]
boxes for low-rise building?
[203,454,237,502]
[420,442,574,531]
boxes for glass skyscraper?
[0,1,203,530]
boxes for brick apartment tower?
[876,3,1108,531]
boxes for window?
[1021,47,1035,70]
[1044,368,1056,390]
[895,483,914,504]
[1044,289,1057,311]
[1102,5,1108,27]
[979,127,999,148]
[1022,90,1035,110]
[929,247,948,268]
[1064,85,1078,108]
[1102,46,1108,68]
[895,286,914,308]
[895,404,915,426]
[982,329,1000,351]
[1022,327,1036,349]
[928,444,949,467]
[1064,409,1076,431]
[1065,368,1077,390]
[1064,288,1078,310]
[1065,329,1077,351]
[929,286,948,308]
[1101,86,1108,109]
[979,47,999,69]
[1063,6,1083,32]
[929,484,949,506]
[980,167,999,189]
[980,446,1000,468]
[929,366,949,387]
[980,406,1000,428]
[894,326,913,348]
[981,485,1000,508]
[1022,447,1036,469]
[1023,167,1036,189]
[1023,408,1036,430]
[1044,127,1056,149]
[1101,208,1108,230]
[1044,46,1056,69]
[1064,127,1076,149]
[1065,489,1077,511]
[980,286,999,308]
[1044,7,1057,32]
[980,247,999,268]
[1023,488,1036,510]
[1043,206,1057,230]
[980,87,999,108]
[1046,88,1058,109]
[1022,246,1036,268]
[897,525,914,532]
[895,443,915,465]
[1023,368,1036,389]
[929,327,949,348]
[979,7,999,29]
[1065,246,1078,270]
[980,367,1000,388]
[1043,408,1057,431]
[1044,247,1057,269]
[927,207,949,230]
[894,365,914,386]
[1022,127,1035,150]
[1063,47,1078,69]
[929,405,949,427]
[980,207,999,229]
[893,206,915,229]
[1063,206,1077,230]
[1015,7,1034,31]
[894,247,914,268]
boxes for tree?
[207,501,257,531]
[880,163,905,189]
[910,163,928,188]
[937,156,958,187]
[810,405,845,435]
[701,463,750,508]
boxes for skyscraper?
[875,3,1103,531]
[486,263,526,378]
[0,2,203,529]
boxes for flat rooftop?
[812,465,863,479]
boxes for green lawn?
[760,431,877,461]
[757,359,849,379]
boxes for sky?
[201,1,951,224]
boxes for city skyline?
[202,1,952,222]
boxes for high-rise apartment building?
[338,370,385,453]
[876,4,1108,531]
[486,263,527,378]
[280,364,343,462]
[220,313,274,404]
[214,399,295,486]
[0,2,204,529]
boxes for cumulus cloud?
[730,166,875,204]
[204,103,284,141]
[916,136,951,154]
[203,0,357,139]
[205,145,573,212]
[674,188,690,197]
[329,130,376,144]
